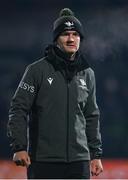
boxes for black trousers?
[27,160,90,179]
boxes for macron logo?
[65,21,74,27]
[47,77,53,85]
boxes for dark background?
[0,0,128,159]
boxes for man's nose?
[68,34,74,41]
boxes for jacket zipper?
[66,80,70,162]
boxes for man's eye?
[73,32,79,36]
[61,33,68,36]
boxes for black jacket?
[7,45,102,162]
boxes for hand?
[13,151,31,167]
[90,159,103,176]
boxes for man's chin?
[65,51,76,60]
[66,50,76,55]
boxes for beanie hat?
[53,8,84,41]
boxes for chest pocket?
[76,77,89,104]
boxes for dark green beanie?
[53,8,84,41]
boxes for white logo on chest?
[47,77,53,85]
[80,79,86,86]
[79,79,87,90]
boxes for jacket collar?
[45,44,90,72]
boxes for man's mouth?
[67,44,76,48]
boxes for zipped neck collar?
[44,44,90,72]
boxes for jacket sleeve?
[7,65,37,153]
[83,69,102,159]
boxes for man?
[7,8,103,179]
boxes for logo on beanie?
[65,21,74,27]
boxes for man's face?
[57,30,80,56]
